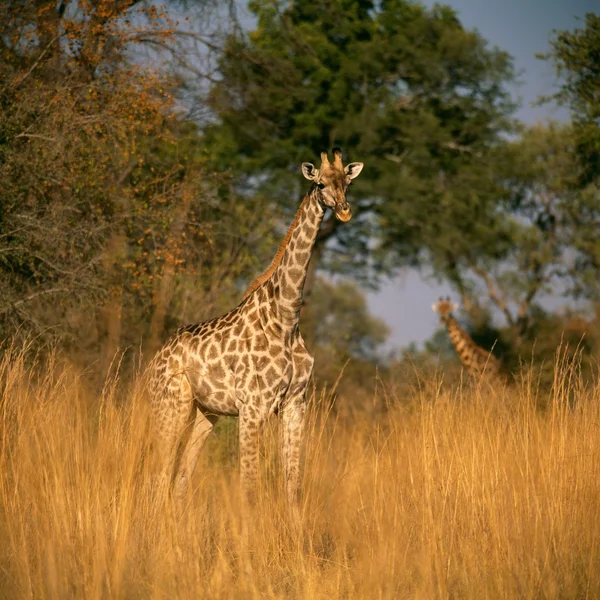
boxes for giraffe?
[147,148,364,511]
[432,296,502,379]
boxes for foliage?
[0,0,263,371]
[303,277,389,362]
[301,276,389,398]
[205,0,517,289]
[405,122,600,357]
[542,12,600,186]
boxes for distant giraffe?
[432,296,502,379]
[147,148,364,510]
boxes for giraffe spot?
[255,356,269,372]
[259,304,270,323]
[296,250,310,263]
[207,345,218,361]
[269,344,283,358]
[264,366,278,384]
[296,237,310,251]
[282,285,295,300]
[276,357,288,370]
[288,268,303,283]
[224,353,237,368]
[212,363,226,381]
[254,335,268,352]
[227,339,237,353]
[225,308,239,323]
[268,322,283,337]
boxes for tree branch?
[11,33,62,88]
[470,264,515,327]
[0,287,70,317]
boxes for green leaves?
[206,0,517,286]
[543,13,600,186]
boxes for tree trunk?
[99,229,126,378]
[145,189,193,358]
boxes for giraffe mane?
[243,193,311,299]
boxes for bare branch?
[15,133,57,142]
[470,264,515,327]
[384,151,409,165]
[12,34,62,88]
[0,287,71,317]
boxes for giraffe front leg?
[238,406,261,507]
[281,396,306,508]
[282,338,313,515]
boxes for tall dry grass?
[1,343,600,599]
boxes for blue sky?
[368,0,598,351]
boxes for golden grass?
[1,344,600,599]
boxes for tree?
[300,276,390,402]
[414,122,600,339]
[205,0,517,297]
[542,12,600,186]
[0,0,264,372]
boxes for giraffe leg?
[151,374,195,499]
[281,398,306,509]
[238,405,261,506]
[173,408,218,501]
[281,337,313,514]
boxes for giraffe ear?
[301,163,318,180]
[453,303,459,311]
[344,162,364,180]
[432,303,439,313]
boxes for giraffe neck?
[445,315,481,372]
[271,189,324,321]
[244,193,313,300]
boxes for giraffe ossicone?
[148,148,364,511]
[433,296,502,378]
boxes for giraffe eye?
[317,183,325,190]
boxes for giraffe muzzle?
[335,204,352,222]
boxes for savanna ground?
[1,343,600,599]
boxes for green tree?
[205,0,517,294]
[419,123,599,340]
[301,276,389,398]
[0,0,263,372]
[542,12,600,186]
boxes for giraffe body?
[432,297,502,378]
[148,149,363,507]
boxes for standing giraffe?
[432,297,502,378]
[147,148,364,509]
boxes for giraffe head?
[301,147,364,222]
[432,296,459,324]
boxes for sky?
[367,0,598,352]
